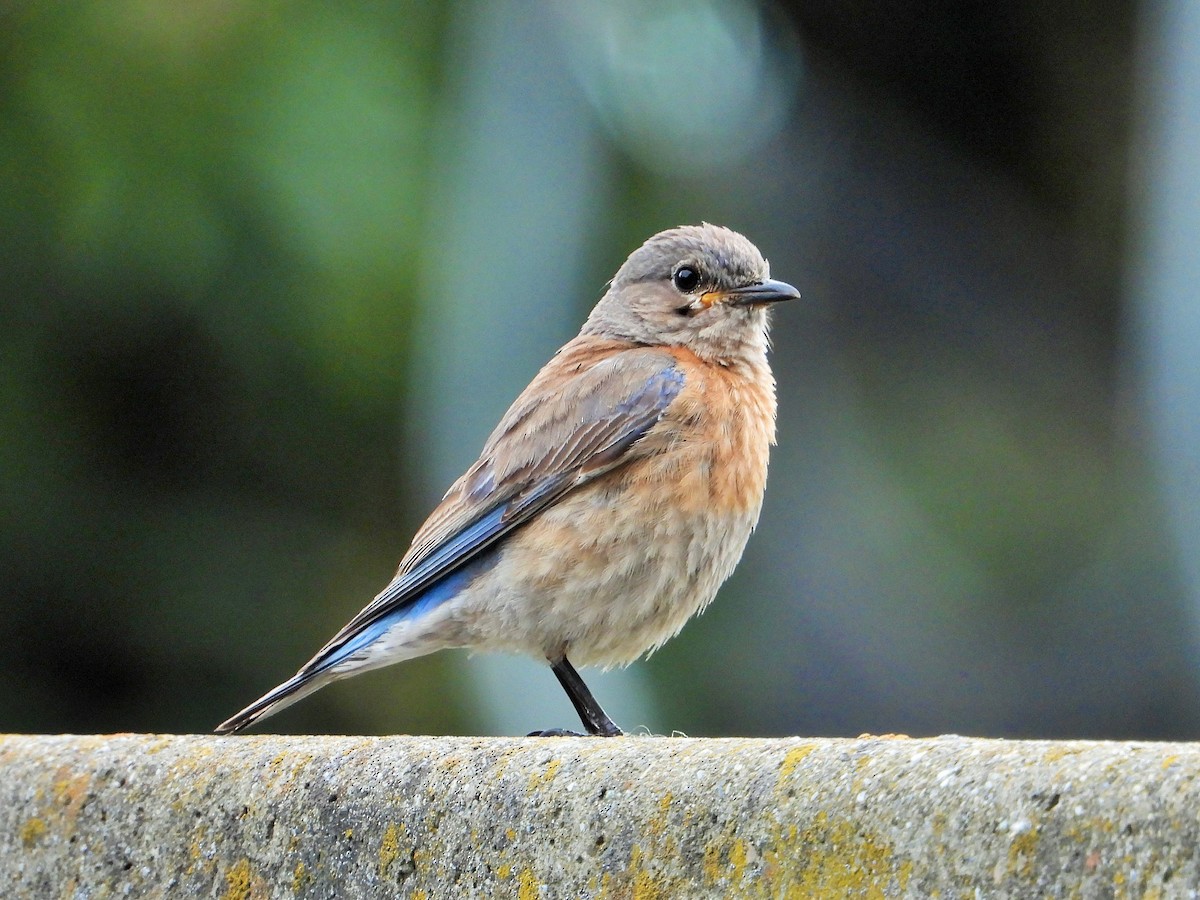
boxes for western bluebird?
[216,224,800,737]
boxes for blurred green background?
[5,0,1200,738]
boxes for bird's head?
[582,224,800,362]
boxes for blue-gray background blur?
[6,0,1200,739]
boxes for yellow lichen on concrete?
[794,811,913,898]
[928,811,948,839]
[778,744,817,783]
[628,844,683,900]
[20,817,46,847]
[1007,825,1039,880]
[728,838,749,882]
[11,768,90,854]
[766,836,807,898]
[624,791,683,893]
[619,786,711,900]
[1042,746,1085,764]
[291,861,312,894]
[526,758,561,792]
[223,858,256,900]
[185,824,206,876]
[698,817,758,892]
[517,866,540,900]
[379,822,402,877]
[52,768,92,826]
[650,793,673,838]
[263,749,317,793]
[142,735,176,754]
[702,841,722,884]
[411,845,433,880]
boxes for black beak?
[725,278,802,307]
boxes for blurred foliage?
[3,0,1197,740]
[1,1,459,733]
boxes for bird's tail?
[214,669,332,734]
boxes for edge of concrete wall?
[1,733,1196,897]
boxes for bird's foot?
[526,725,625,737]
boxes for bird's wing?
[300,346,685,674]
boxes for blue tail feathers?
[309,547,501,676]
[215,547,499,734]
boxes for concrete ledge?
[1,733,1197,897]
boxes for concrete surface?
[1,733,1197,898]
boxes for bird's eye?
[672,266,701,293]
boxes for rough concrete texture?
[1,734,1198,899]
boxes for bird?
[215,223,800,737]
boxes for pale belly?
[449,467,762,667]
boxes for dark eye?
[672,266,701,293]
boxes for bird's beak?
[716,278,802,308]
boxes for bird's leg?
[553,656,624,736]
[529,655,624,737]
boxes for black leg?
[530,656,623,737]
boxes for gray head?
[581,224,800,362]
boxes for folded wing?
[300,348,686,677]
